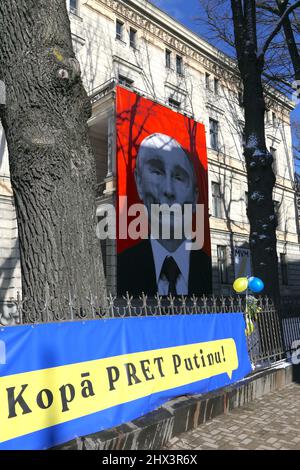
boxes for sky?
[150,0,207,38]
[150,0,300,160]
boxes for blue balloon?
[248,276,264,293]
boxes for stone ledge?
[54,362,293,451]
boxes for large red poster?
[116,86,212,297]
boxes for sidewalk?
[164,383,300,450]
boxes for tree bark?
[231,0,279,298]
[243,57,279,299]
[0,0,106,319]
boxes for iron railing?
[0,293,288,368]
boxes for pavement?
[164,382,300,450]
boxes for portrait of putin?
[117,133,212,297]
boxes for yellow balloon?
[233,277,248,293]
[245,318,254,337]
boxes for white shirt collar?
[150,238,190,285]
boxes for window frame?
[129,27,137,48]
[118,74,134,88]
[273,200,281,230]
[217,245,229,284]
[69,0,78,14]
[176,55,183,75]
[165,49,172,69]
[205,72,211,90]
[116,19,124,41]
[168,97,181,110]
[212,182,223,219]
[209,118,219,151]
[214,77,219,95]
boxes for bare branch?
[261,0,300,58]
[276,0,300,80]
[256,2,280,16]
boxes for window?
[130,28,136,48]
[214,78,219,95]
[168,97,181,110]
[176,55,183,75]
[69,0,78,14]
[118,75,134,88]
[205,72,210,90]
[217,246,229,284]
[212,182,223,218]
[209,118,219,150]
[280,253,288,285]
[272,112,277,126]
[270,147,277,173]
[165,49,171,69]
[116,19,124,41]
[273,200,281,229]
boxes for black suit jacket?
[117,239,212,296]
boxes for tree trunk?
[231,0,280,299]
[0,0,106,319]
[242,52,279,299]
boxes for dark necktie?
[160,256,181,295]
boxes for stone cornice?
[88,0,238,81]
[88,0,293,113]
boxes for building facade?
[0,0,299,305]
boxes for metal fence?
[0,292,288,368]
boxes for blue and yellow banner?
[0,314,251,449]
